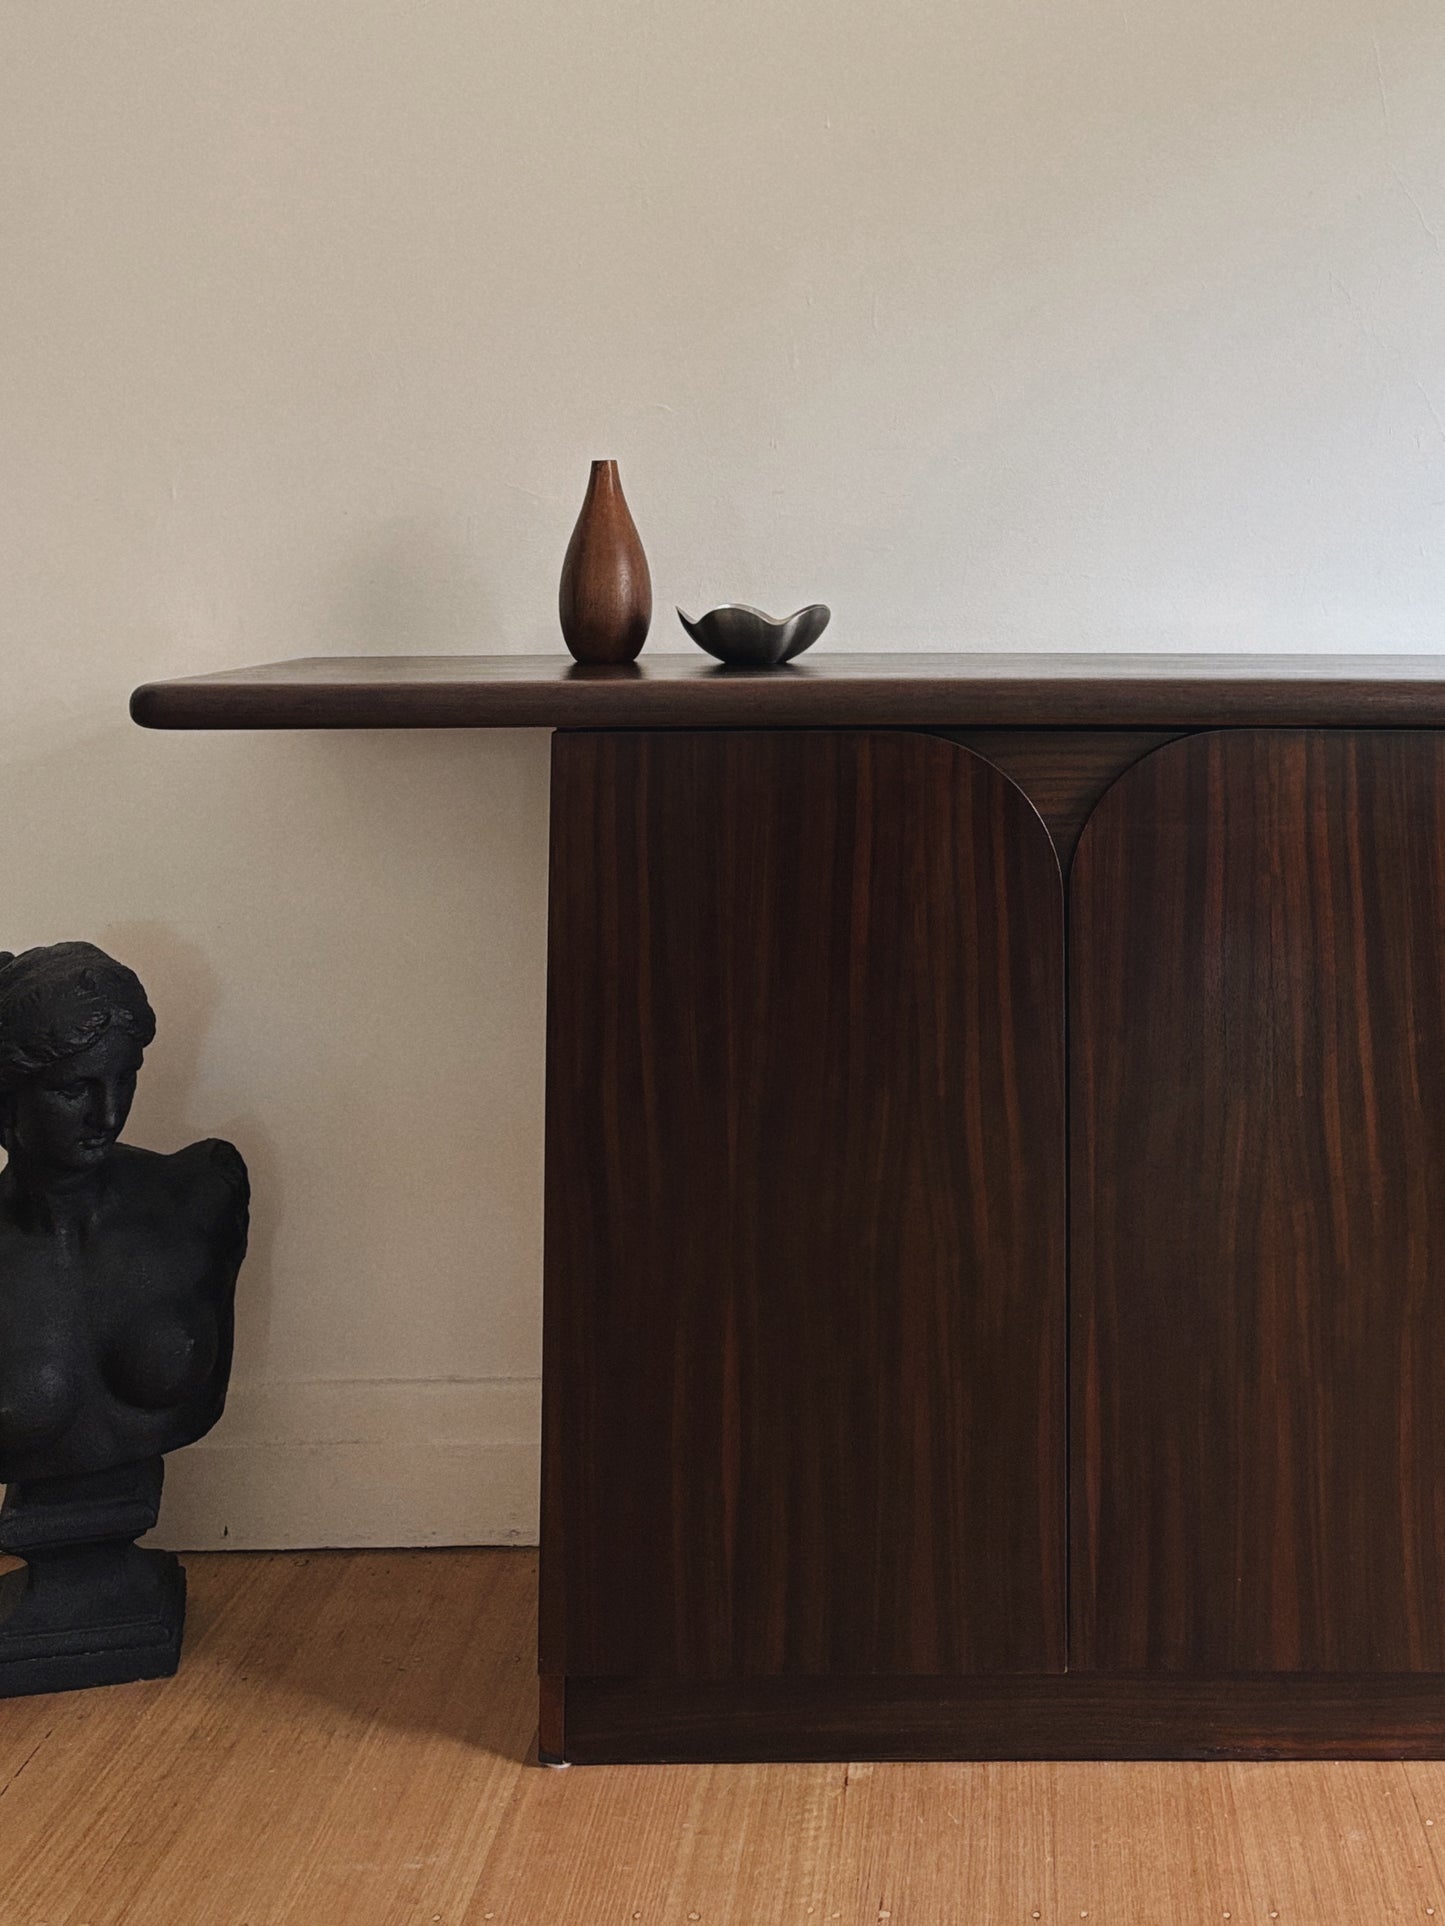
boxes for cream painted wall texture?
[3,1,1445,1545]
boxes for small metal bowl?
[676,603,831,668]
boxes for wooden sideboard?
[134,655,1445,1762]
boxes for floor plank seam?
[0,1728,52,1802]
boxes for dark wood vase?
[558,460,651,664]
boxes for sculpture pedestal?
[0,1458,185,1698]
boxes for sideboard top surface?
[130,653,1445,730]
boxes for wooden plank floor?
[2,1551,1444,1924]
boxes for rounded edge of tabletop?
[130,683,182,728]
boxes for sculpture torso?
[0,1139,248,1484]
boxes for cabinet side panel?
[1072,729,1445,1673]
[543,729,1065,1679]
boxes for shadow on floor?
[186,1545,544,1767]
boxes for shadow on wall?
[0,694,551,1546]
[100,919,219,1136]
[0,711,550,1412]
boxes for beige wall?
[4,1,1444,1545]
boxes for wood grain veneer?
[942,728,1184,865]
[1073,729,1445,1674]
[542,729,1066,1682]
[557,461,652,664]
[564,1672,1445,1764]
[129,653,1445,730]
[125,664,1445,1763]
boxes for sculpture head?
[0,944,156,1182]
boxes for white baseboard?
[144,1377,541,1551]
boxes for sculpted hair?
[0,943,156,1092]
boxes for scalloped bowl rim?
[677,603,830,630]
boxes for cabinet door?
[1073,729,1445,1673]
[544,730,1066,1679]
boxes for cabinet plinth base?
[551,1674,1445,1764]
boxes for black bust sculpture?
[0,943,248,1695]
